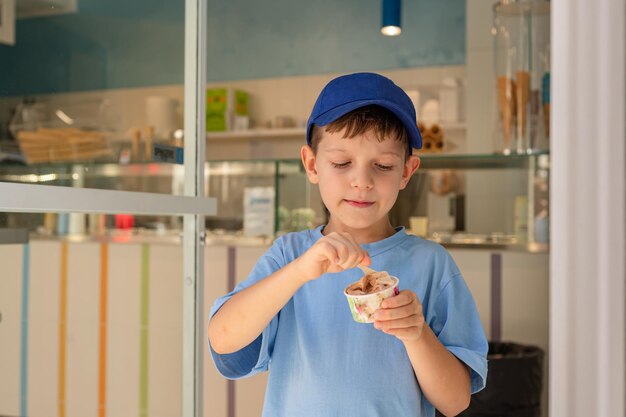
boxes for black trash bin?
[437,341,544,417]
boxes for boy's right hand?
[293,232,371,283]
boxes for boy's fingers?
[325,232,370,268]
[324,235,349,263]
[320,233,371,271]
[380,290,419,309]
[327,233,365,269]
[342,233,370,265]
[359,254,372,266]
[374,315,423,330]
[378,326,422,339]
[337,233,362,264]
[338,235,361,268]
[316,240,341,264]
[340,232,360,249]
[374,302,422,321]
[319,239,356,271]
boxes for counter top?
[30,229,273,247]
[27,229,549,253]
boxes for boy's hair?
[309,105,410,158]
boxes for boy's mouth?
[344,199,374,208]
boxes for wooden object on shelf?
[419,123,449,153]
[143,126,154,161]
[16,127,112,164]
[131,129,141,162]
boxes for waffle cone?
[497,76,516,148]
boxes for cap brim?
[308,99,422,150]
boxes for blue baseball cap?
[306,72,422,149]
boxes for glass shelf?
[433,238,548,253]
[418,150,549,170]
[206,127,305,141]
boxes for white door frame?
[0,181,215,215]
[182,0,207,416]
[550,0,625,415]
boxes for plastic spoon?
[358,265,377,275]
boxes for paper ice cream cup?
[344,276,400,323]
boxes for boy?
[208,72,488,417]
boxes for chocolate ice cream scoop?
[345,268,395,295]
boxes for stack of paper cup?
[405,89,421,119]
[145,96,178,140]
[439,77,460,123]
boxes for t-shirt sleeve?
[429,274,489,394]
[207,242,284,380]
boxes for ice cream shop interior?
[0,1,623,417]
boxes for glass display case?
[0,159,315,242]
[397,150,550,252]
[0,152,549,251]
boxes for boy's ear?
[400,154,420,190]
[301,145,320,184]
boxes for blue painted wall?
[0,0,465,96]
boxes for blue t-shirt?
[209,226,488,417]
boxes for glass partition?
[0,2,209,417]
[0,1,187,192]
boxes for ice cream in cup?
[344,269,400,323]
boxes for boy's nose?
[350,170,374,190]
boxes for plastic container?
[9,99,120,164]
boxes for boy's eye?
[375,163,393,171]
[331,161,350,168]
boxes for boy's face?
[301,128,420,241]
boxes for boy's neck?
[322,219,397,244]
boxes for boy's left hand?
[373,290,425,342]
